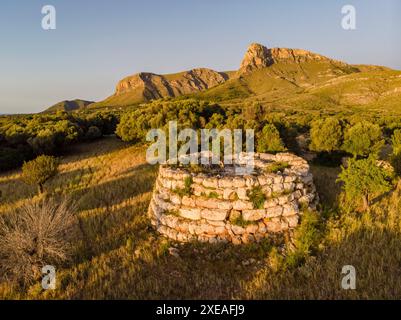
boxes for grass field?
[1,136,401,299]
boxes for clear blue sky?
[0,0,400,114]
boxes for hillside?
[92,68,230,108]
[44,99,94,113]
[89,42,398,110]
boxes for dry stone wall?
[148,152,319,244]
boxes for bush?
[256,124,285,153]
[265,161,289,174]
[0,146,33,171]
[342,121,384,158]
[173,176,193,197]
[0,199,79,287]
[390,153,401,177]
[22,155,59,194]
[285,210,322,269]
[310,118,342,152]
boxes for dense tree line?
[3,98,401,174]
[0,111,119,171]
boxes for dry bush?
[0,199,79,287]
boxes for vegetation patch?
[230,215,256,228]
[247,186,266,209]
[265,161,290,174]
[173,176,193,197]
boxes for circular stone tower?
[148,152,318,244]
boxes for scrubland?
[1,136,400,299]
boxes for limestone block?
[263,199,277,209]
[193,175,206,184]
[285,215,299,228]
[258,221,267,233]
[216,200,233,210]
[259,153,276,161]
[231,225,246,235]
[283,182,295,192]
[218,177,234,188]
[208,220,226,227]
[245,224,259,234]
[236,187,248,200]
[272,183,284,193]
[265,220,282,233]
[201,208,229,221]
[179,207,201,220]
[165,215,179,229]
[182,196,196,207]
[233,200,253,211]
[265,206,283,218]
[171,180,185,190]
[242,209,265,221]
[233,177,246,188]
[282,202,299,216]
[160,178,172,189]
[223,188,237,200]
[245,176,258,187]
[242,233,255,244]
[229,210,241,221]
[203,178,219,189]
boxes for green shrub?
[310,117,342,152]
[285,210,322,269]
[231,215,255,227]
[256,124,285,153]
[342,121,384,158]
[247,186,266,209]
[265,161,290,174]
[337,157,392,211]
[173,176,193,197]
[391,129,401,155]
[22,155,59,194]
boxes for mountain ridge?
[44,42,399,111]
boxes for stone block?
[201,209,229,221]
[242,209,265,221]
[233,200,253,211]
[265,206,283,218]
[179,207,201,220]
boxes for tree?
[0,199,78,286]
[337,157,392,211]
[391,129,401,155]
[342,121,384,158]
[22,155,59,193]
[390,129,401,176]
[310,118,342,152]
[257,124,285,153]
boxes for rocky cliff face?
[239,43,274,73]
[115,68,228,100]
[238,43,340,74]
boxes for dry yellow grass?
[1,137,401,299]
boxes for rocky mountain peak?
[239,42,336,74]
[239,43,273,74]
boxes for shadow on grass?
[238,224,401,299]
[71,162,157,212]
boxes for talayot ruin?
[148,152,319,244]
